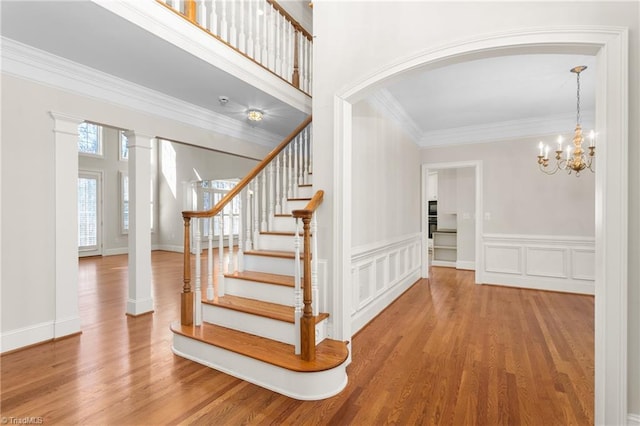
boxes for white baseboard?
[152,244,183,253]
[456,260,475,270]
[54,316,81,339]
[482,272,595,295]
[126,297,154,316]
[628,413,640,426]
[103,247,128,256]
[1,321,54,353]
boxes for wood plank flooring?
[0,252,594,425]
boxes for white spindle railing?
[181,119,315,356]
[159,0,312,95]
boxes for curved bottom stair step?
[171,322,348,372]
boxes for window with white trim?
[119,131,129,161]
[197,180,239,238]
[78,122,102,156]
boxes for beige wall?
[351,100,421,247]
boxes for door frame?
[420,161,483,282]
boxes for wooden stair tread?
[207,295,293,322]
[260,231,296,236]
[288,197,312,201]
[171,322,348,372]
[225,270,294,287]
[205,295,329,324]
[275,213,293,217]
[299,184,312,187]
[244,249,296,259]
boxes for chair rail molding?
[334,26,629,425]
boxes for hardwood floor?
[0,252,594,425]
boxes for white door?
[78,171,102,257]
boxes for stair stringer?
[172,332,348,400]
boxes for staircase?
[170,117,350,400]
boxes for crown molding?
[0,36,282,147]
[419,111,595,148]
[368,89,422,143]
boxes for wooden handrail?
[292,190,324,219]
[182,115,312,220]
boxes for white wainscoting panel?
[351,233,422,334]
[482,234,595,294]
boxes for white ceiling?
[375,53,597,147]
[1,1,596,150]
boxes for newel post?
[181,216,193,326]
[299,212,315,361]
[184,0,197,22]
[292,30,300,89]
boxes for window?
[120,171,154,234]
[77,122,102,156]
[119,131,129,161]
[198,180,239,238]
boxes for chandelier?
[537,65,596,176]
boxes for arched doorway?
[333,27,629,425]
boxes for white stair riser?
[258,234,295,252]
[270,216,297,233]
[244,253,301,276]
[297,185,313,198]
[284,199,311,214]
[225,277,294,306]
[203,304,295,344]
[172,331,347,401]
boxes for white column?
[50,112,83,338]
[125,131,154,316]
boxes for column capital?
[49,111,84,135]
[123,130,155,149]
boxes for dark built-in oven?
[428,201,437,239]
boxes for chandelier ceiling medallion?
[536,65,595,176]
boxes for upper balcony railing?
[158,0,312,95]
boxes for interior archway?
[333,27,629,425]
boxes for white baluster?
[275,14,282,76]
[208,0,218,36]
[281,149,288,213]
[227,202,233,274]
[218,212,225,297]
[194,218,202,325]
[308,124,313,175]
[207,216,214,300]
[220,0,228,41]
[308,41,313,94]
[293,137,299,198]
[268,162,274,230]
[245,186,253,251]
[254,0,261,63]
[246,0,254,58]
[301,130,307,185]
[238,0,246,52]
[261,3,268,65]
[293,218,302,355]
[238,190,244,272]
[175,0,183,14]
[275,156,281,215]
[287,144,293,199]
[196,0,207,27]
[267,4,276,71]
[311,212,319,314]
[253,179,260,250]
[229,0,237,47]
[261,170,267,231]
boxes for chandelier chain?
[576,71,581,125]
